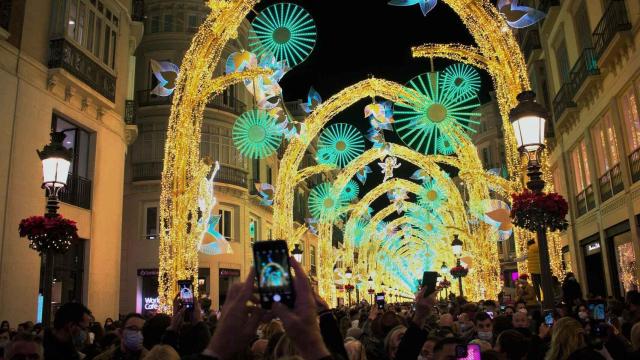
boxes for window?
[266,165,273,185]
[555,40,571,84]
[574,3,592,50]
[56,0,119,69]
[620,86,640,153]
[252,159,260,182]
[144,205,158,240]
[217,208,233,241]
[163,14,173,32]
[309,245,316,274]
[552,166,565,198]
[571,140,592,193]
[481,148,491,167]
[150,15,160,33]
[187,14,198,32]
[200,125,247,169]
[249,217,258,246]
[591,112,620,175]
[53,114,93,179]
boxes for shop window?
[145,205,158,240]
[571,140,592,192]
[620,86,640,153]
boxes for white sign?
[144,297,159,310]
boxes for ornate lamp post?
[344,267,353,306]
[368,275,374,303]
[450,235,468,297]
[510,90,554,310]
[37,131,72,326]
[292,244,303,263]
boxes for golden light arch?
[158,0,563,310]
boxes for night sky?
[249,1,495,219]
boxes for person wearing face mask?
[473,312,494,344]
[43,302,92,360]
[94,313,147,360]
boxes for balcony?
[136,89,246,115]
[552,81,576,125]
[125,100,136,124]
[48,39,116,102]
[576,185,596,217]
[132,0,144,22]
[58,174,92,210]
[249,177,260,195]
[132,161,248,188]
[593,0,632,66]
[629,147,640,183]
[520,29,541,62]
[598,164,624,203]
[569,48,600,102]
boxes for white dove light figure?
[150,59,179,97]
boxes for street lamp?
[440,261,449,274]
[510,90,554,310]
[292,244,303,263]
[451,234,463,258]
[345,267,353,279]
[37,131,72,327]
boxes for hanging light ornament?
[249,2,317,67]
[418,178,447,210]
[308,182,348,221]
[441,63,481,100]
[317,123,365,168]
[232,110,282,159]
[393,66,481,155]
[340,180,360,202]
[349,218,369,247]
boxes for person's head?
[419,337,440,360]
[250,339,268,358]
[439,313,454,328]
[512,311,529,329]
[104,318,114,327]
[384,325,407,360]
[474,312,493,341]
[631,322,640,351]
[344,338,366,360]
[433,337,463,360]
[0,328,10,345]
[628,291,640,313]
[142,313,170,350]
[565,272,575,280]
[119,313,145,353]
[0,321,9,331]
[4,333,43,360]
[518,274,529,285]
[546,317,586,360]
[484,300,497,313]
[494,329,529,359]
[53,302,92,348]
[142,344,180,360]
[552,276,560,285]
[492,315,513,338]
[263,319,284,340]
[504,306,515,317]
[515,300,527,312]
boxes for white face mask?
[578,311,589,320]
[478,331,493,341]
[351,320,360,328]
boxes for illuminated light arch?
[158,0,562,310]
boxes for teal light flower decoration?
[418,178,447,210]
[441,63,481,100]
[349,218,369,247]
[340,180,360,202]
[232,110,282,159]
[316,147,338,167]
[249,3,317,67]
[394,70,481,155]
[308,182,347,221]
[318,123,365,168]
[437,135,456,155]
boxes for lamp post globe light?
[345,266,353,279]
[292,243,303,263]
[368,275,374,303]
[510,90,554,310]
[440,261,449,274]
[37,131,73,327]
[450,234,466,297]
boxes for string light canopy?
[317,123,366,168]
[393,68,481,155]
[232,109,282,159]
[249,2,317,67]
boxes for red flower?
[510,191,569,232]
[18,215,78,253]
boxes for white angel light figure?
[378,156,401,183]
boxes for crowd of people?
[2,260,640,360]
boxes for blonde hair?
[631,322,640,350]
[274,335,299,359]
[345,338,368,360]
[263,319,284,339]
[144,345,180,360]
[545,317,586,360]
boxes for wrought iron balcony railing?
[125,100,136,124]
[598,164,624,203]
[48,38,116,101]
[58,173,92,210]
[552,81,576,121]
[132,161,248,188]
[569,48,600,93]
[629,147,640,183]
[136,89,246,115]
[575,185,595,217]
[593,0,631,59]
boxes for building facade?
[519,0,640,297]
[119,0,318,315]
[0,0,142,324]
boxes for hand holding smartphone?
[253,240,296,309]
[422,271,438,297]
[177,279,194,321]
[375,293,385,310]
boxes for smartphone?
[177,280,194,309]
[376,293,385,310]
[544,310,554,326]
[589,301,606,320]
[422,271,439,297]
[456,344,481,360]
[253,240,296,309]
